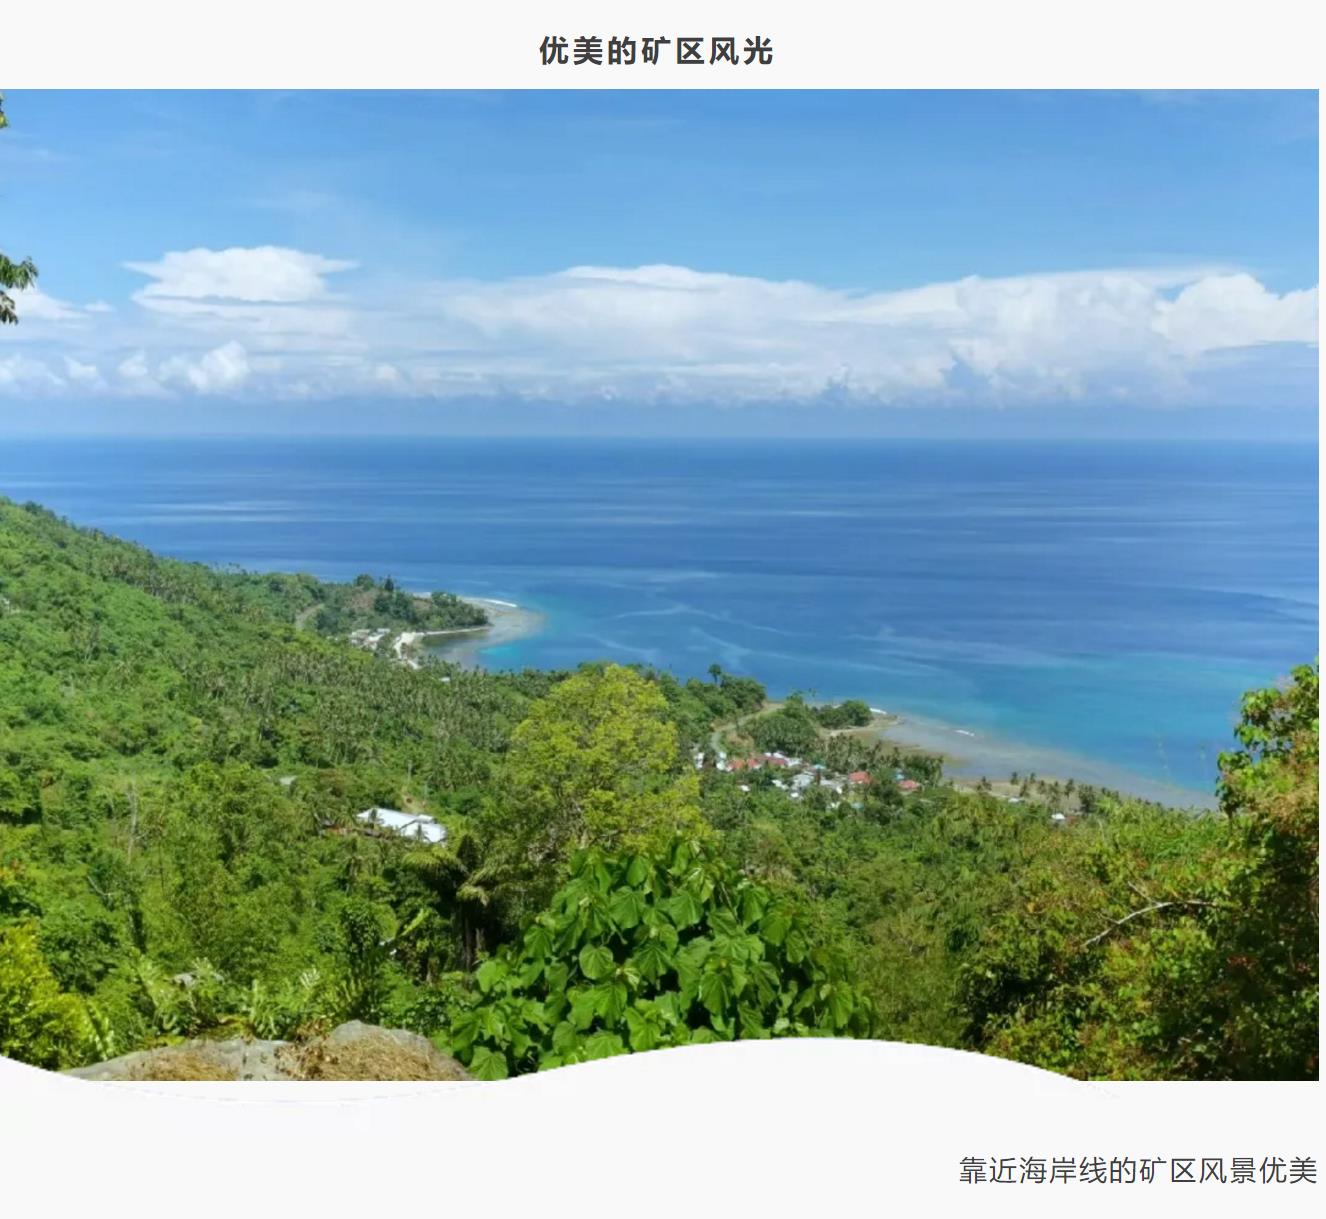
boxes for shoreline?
[415,595,547,670]
[394,594,1212,808]
[715,698,1208,809]
[867,708,1215,810]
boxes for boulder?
[65,1021,472,1082]
[279,1021,472,1081]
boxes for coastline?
[867,708,1215,809]
[396,594,1211,808]
[721,699,1211,809]
[416,596,547,670]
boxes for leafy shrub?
[749,701,821,757]
[0,922,91,1068]
[446,838,873,1079]
[812,700,873,729]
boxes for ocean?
[0,436,1317,803]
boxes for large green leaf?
[569,987,599,1031]
[739,885,769,928]
[624,1004,660,1052]
[475,957,508,995]
[665,889,704,929]
[581,1030,626,1061]
[824,983,857,1031]
[698,968,734,1017]
[736,1001,769,1038]
[609,887,647,930]
[591,978,629,1024]
[628,938,673,985]
[551,1020,579,1055]
[675,938,713,991]
[468,1045,510,1081]
[635,917,678,953]
[759,908,791,947]
[545,961,570,995]
[522,922,554,959]
[578,943,615,981]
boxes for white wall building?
[356,806,447,845]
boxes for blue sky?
[0,90,1318,435]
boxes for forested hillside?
[0,497,1317,1079]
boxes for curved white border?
[3,1039,1321,1216]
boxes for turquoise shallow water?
[1,435,1316,800]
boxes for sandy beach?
[869,710,1214,809]
[392,594,1209,807]
[414,596,547,670]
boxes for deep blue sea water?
[0,436,1317,801]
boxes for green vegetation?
[957,662,1319,1079]
[488,663,707,918]
[448,840,871,1078]
[0,496,1317,1080]
[0,95,40,326]
[811,699,873,729]
[745,694,876,756]
[224,569,488,638]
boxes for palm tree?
[400,827,501,973]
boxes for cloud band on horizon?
[0,245,1317,408]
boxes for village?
[693,746,923,805]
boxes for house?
[355,806,447,845]
[848,771,871,785]
[898,778,921,794]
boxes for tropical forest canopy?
[0,496,1317,1079]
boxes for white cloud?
[414,263,1316,404]
[1153,273,1318,354]
[6,287,93,322]
[63,356,105,387]
[1,247,1317,406]
[124,246,356,303]
[117,350,151,381]
[0,353,64,388]
[157,342,253,393]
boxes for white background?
[1,1,1323,1214]
[0,1,1323,87]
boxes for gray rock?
[65,1022,471,1082]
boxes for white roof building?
[356,807,447,845]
